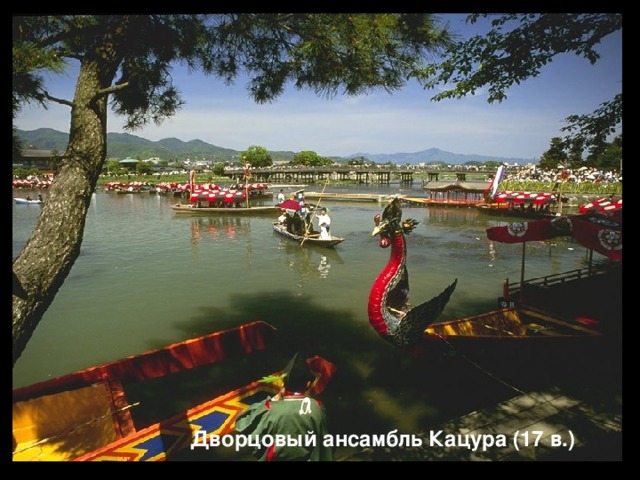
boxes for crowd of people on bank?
[502,166,621,184]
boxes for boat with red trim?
[12,321,305,461]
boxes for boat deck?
[341,387,622,461]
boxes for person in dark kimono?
[234,353,333,461]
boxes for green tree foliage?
[212,163,226,176]
[596,135,622,172]
[12,128,24,164]
[566,142,585,169]
[482,161,503,168]
[423,13,622,158]
[241,145,272,168]
[539,137,569,170]
[103,160,125,175]
[562,94,622,159]
[293,150,324,166]
[136,161,155,175]
[12,14,452,364]
[348,156,371,166]
[539,134,622,171]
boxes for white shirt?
[317,213,331,229]
[317,213,331,240]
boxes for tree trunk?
[12,58,116,366]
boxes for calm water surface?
[13,184,598,458]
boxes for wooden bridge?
[224,166,412,184]
[223,165,504,185]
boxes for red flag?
[571,213,622,262]
[486,211,621,262]
[486,216,571,243]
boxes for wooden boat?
[272,221,345,248]
[171,203,280,215]
[73,354,335,462]
[486,209,622,329]
[12,321,280,461]
[14,197,43,205]
[417,180,489,207]
[408,305,612,377]
[423,306,602,344]
[73,377,282,461]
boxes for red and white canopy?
[494,191,557,205]
[486,209,622,262]
[579,197,622,214]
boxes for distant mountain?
[16,128,532,165]
[349,148,531,166]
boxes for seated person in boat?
[234,353,333,461]
[304,215,318,237]
[291,212,305,236]
[281,211,295,233]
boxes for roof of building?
[424,181,489,193]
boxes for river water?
[13,183,605,459]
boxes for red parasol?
[276,199,303,210]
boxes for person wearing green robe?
[234,353,333,461]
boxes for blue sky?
[14,14,622,161]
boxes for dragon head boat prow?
[368,197,457,348]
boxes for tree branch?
[43,92,73,108]
[96,81,130,99]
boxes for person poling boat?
[316,208,331,240]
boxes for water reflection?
[187,216,251,248]
[423,206,482,226]
[318,255,330,278]
[276,240,344,287]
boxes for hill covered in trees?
[17,128,531,166]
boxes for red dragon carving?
[368,198,457,348]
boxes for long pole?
[519,242,526,304]
[243,163,251,208]
[301,177,330,246]
[558,181,563,215]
